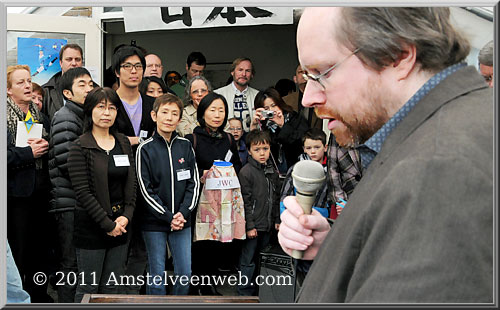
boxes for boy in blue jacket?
[136,93,200,295]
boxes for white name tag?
[205,176,240,190]
[139,130,148,138]
[113,155,130,167]
[177,169,191,181]
[224,150,233,162]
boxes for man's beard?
[331,84,391,148]
[235,78,249,87]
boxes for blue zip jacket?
[136,131,200,231]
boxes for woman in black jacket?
[186,92,242,175]
[185,92,242,295]
[68,87,136,303]
[251,87,310,175]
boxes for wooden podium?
[81,294,259,303]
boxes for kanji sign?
[123,7,293,32]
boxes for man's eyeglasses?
[147,64,162,69]
[120,63,144,71]
[483,75,492,83]
[302,48,360,90]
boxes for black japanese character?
[161,7,192,27]
[243,7,273,18]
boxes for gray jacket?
[298,66,493,303]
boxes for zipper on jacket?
[165,136,177,216]
[266,176,273,231]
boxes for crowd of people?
[6,7,494,305]
[6,35,345,303]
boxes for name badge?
[177,169,191,181]
[224,150,233,162]
[205,176,240,190]
[113,155,130,167]
[139,130,148,138]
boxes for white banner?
[205,176,241,190]
[123,7,293,33]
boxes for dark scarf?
[205,127,223,139]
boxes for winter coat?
[239,156,280,232]
[48,100,84,213]
[186,126,242,175]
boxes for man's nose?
[301,81,323,108]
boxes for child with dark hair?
[237,129,280,296]
[280,127,330,218]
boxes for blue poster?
[17,37,67,85]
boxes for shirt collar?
[359,62,467,166]
[231,82,248,95]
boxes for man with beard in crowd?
[215,57,259,132]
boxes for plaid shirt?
[327,134,363,206]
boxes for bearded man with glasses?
[279,7,493,303]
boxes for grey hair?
[478,40,494,66]
[336,8,470,73]
[183,75,213,106]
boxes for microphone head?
[292,160,326,194]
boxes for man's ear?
[392,44,417,81]
[293,76,298,84]
[62,89,72,100]
[185,64,189,72]
[151,110,157,123]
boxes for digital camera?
[261,110,275,119]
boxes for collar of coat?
[79,131,128,151]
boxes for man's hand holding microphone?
[277,160,331,260]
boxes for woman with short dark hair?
[186,92,242,174]
[68,87,137,302]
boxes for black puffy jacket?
[48,100,84,213]
[239,156,280,232]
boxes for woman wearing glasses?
[177,76,213,137]
[68,87,136,303]
[251,87,309,174]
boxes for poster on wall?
[17,37,67,85]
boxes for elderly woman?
[251,87,309,174]
[68,87,136,302]
[6,65,52,302]
[177,75,212,137]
